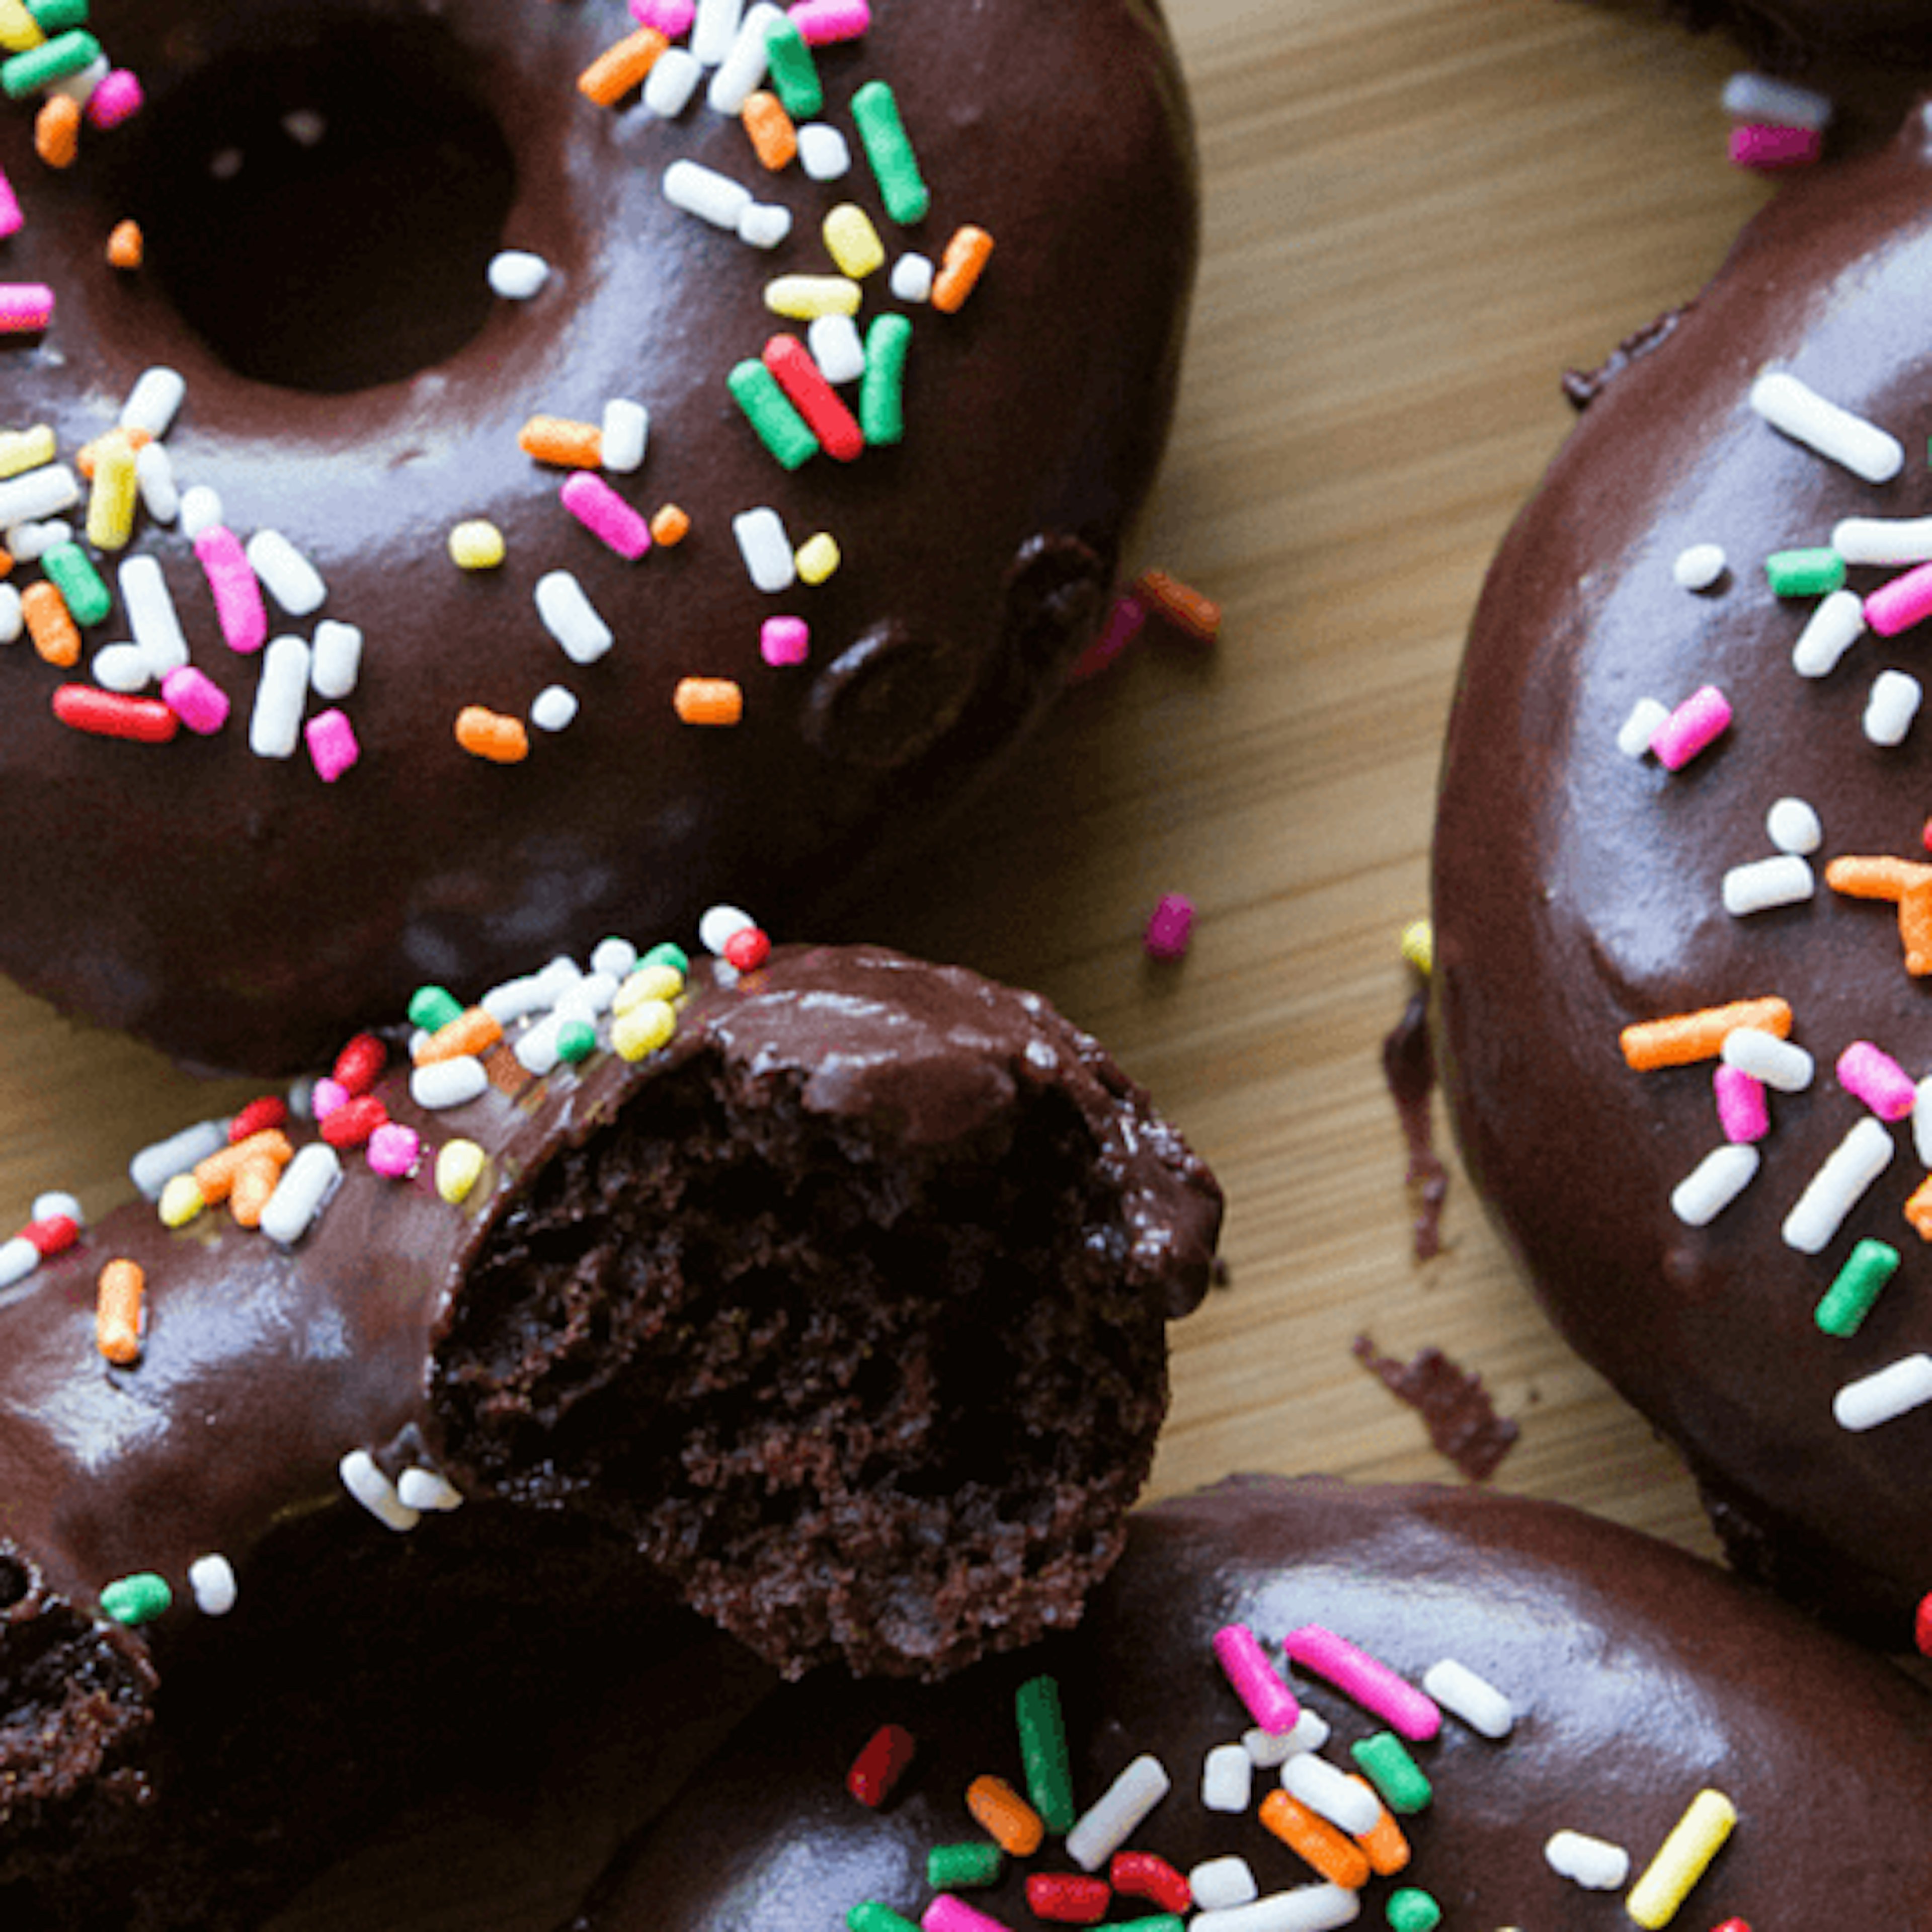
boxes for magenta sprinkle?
[789,0,872,44]
[366,1121,421,1178]
[1649,684,1731,770]
[0,168,20,240]
[629,0,697,32]
[305,708,360,783]
[1283,1623,1441,1742]
[0,284,53,333]
[194,525,269,654]
[1714,1063,1769,1143]
[760,616,811,666]
[922,1898,1012,1932]
[560,470,652,561]
[1070,593,1148,684]
[1213,1622,1301,1733]
[309,1077,351,1122]
[160,665,230,736]
[1838,1040,1917,1121]
[85,69,145,131]
[1144,893,1195,962]
[1728,122,1821,171]
[1865,560,1932,638]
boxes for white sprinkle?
[310,618,362,700]
[0,1235,36,1289]
[591,937,639,980]
[531,684,580,733]
[1912,1076,1932,1167]
[1750,370,1904,484]
[31,1190,81,1227]
[49,54,106,107]
[1834,1353,1932,1430]
[737,200,792,249]
[135,441,179,524]
[339,1448,420,1532]
[246,528,327,615]
[120,366,186,440]
[1672,542,1726,591]
[1065,1753,1170,1871]
[411,1055,491,1111]
[691,0,745,64]
[1722,1026,1814,1092]
[482,974,550,1026]
[513,1010,568,1076]
[120,555,189,677]
[1831,514,1932,566]
[535,956,586,1005]
[1421,1658,1514,1738]
[699,903,759,955]
[1280,1754,1381,1836]
[1766,796,1822,854]
[642,46,704,117]
[0,583,21,643]
[1782,1114,1895,1254]
[1244,1709,1330,1765]
[93,642,149,692]
[131,1117,229,1199]
[796,121,851,180]
[1721,852,1813,917]
[189,1554,238,1616]
[0,461,78,527]
[1721,70,1833,129]
[1793,587,1867,678]
[601,398,650,474]
[5,518,67,561]
[535,569,614,665]
[1546,1830,1629,1891]
[250,635,311,758]
[663,157,752,230]
[706,3,782,114]
[397,1468,465,1512]
[1865,668,1922,746]
[555,971,620,1022]
[487,249,550,300]
[259,1141,342,1246]
[1190,1888,1361,1932]
[1190,1857,1260,1912]
[808,312,867,385]
[178,483,224,539]
[1201,1742,1253,1814]
[1670,1143,1759,1227]
[890,252,935,303]
[281,106,327,145]
[732,507,794,592]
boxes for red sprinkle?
[846,1722,916,1808]
[333,1031,388,1096]
[1025,1874,1110,1924]
[1916,1591,1932,1657]
[228,1095,290,1143]
[1110,1852,1191,1913]
[762,334,864,462]
[319,1094,389,1150]
[21,1213,79,1257]
[51,684,179,743]
[723,925,771,972]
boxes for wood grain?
[2,2,1804,1922]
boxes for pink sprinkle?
[305,708,360,783]
[1728,122,1822,171]
[1069,593,1147,684]
[194,525,268,654]
[630,0,696,32]
[1714,1064,1769,1143]
[1213,1623,1300,1734]
[85,70,145,131]
[1838,1040,1917,1121]
[366,1121,421,1178]
[760,616,810,666]
[1144,893,1195,962]
[560,470,652,560]
[922,1899,1011,1932]
[1865,561,1932,638]
[0,284,54,334]
[160,665,230,736]
[310,1077,351,1122]
[0,169,21,240]
[1283,1624,1441,1742]
[789,0,871,44]
[1649,685,1731,770]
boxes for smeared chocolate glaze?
[1380,989,1448,1260]
[1352,1335,1519,1478]
[1434,101,1932,1641]
[0,0,1197,1074]
[562,1475,1932,1931]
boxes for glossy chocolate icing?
[0,940,1219,1902]
[564,1474,1932,1930]
[1661,0,1932,64]
[1435,104,1932,1641]
[0,0,1197,1074]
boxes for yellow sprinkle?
[86,433,138,551]
[435,1139,488,1205]
[795,532,841,585]
[615,962,684,1012]
[0,0,44,53]
[0,424,55,479]
[448,519,506,570]
[1400,918,1433,978]
[1625,1789,1736,1929]
[763,273,863,320]
[158,1174,205,1228]
[612,997,677,1062]
[823,202,885,279]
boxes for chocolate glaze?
[1659,0,1932,65]
[1434,103,1932,1641]
[0,941,1219,1896]
[1352,1336,1519,1479]
[562,1474,1932,1931]
[0,0,1197,1074]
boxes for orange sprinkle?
[1825,854,1932,902]
[1258,1789,1372,1890]
[106,218,143,270]
[742,89,797,171]
[76,425,151,479]
[518,415,603,469]
[1902,880,1932,977]
[965,1774,1043,1857]
[1906,1175,1932,1244]
[650,503,691,547]
[0,548,14,578]
[227,1154,282,1229]
[34,92,79,169]
[1620,997,1792,1072]
[22,580,78,668]
[193,1129,294,1205]
[931,224,995,314]
[455,705,530,764]
[1135,567,1223,645]
[674,676,743,727]
[577,26,667,107]
[415,1004,504,1067]
[1346,1777,1411,1877]
[96,1258,145,1366]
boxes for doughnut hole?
[112,14,516,393]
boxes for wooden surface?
[3,1,1824,1923]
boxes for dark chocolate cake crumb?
[1352,1335,1521,1480]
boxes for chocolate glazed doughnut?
[0,0,1196,1073]
[0,939,1219,1927]
[1656,0,1932,66]
[561,1476,1932,1932]
[1435,103,1932,1645]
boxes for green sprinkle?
[101,1572,173,1626]
[557,1019,598,1064]
[2,29,98,97]
[408,984,465,1032]
[1351,1731,1433,1814]
[764,19,822,119]
[1816,1237,1901,1337]
[847,1906,921,1932]
[640,941,689,976]
[1386,1888,1441,1932]
[1110,1920,1185,1932]
[1764,546,1846,597]
[41,541,111,626]
[28,0,90,31]
[851,81,930,224]
[926,1841,1002,1890]
[728,359,820,470]
[860,314,913,448]
[1015,1673,1076,1834]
